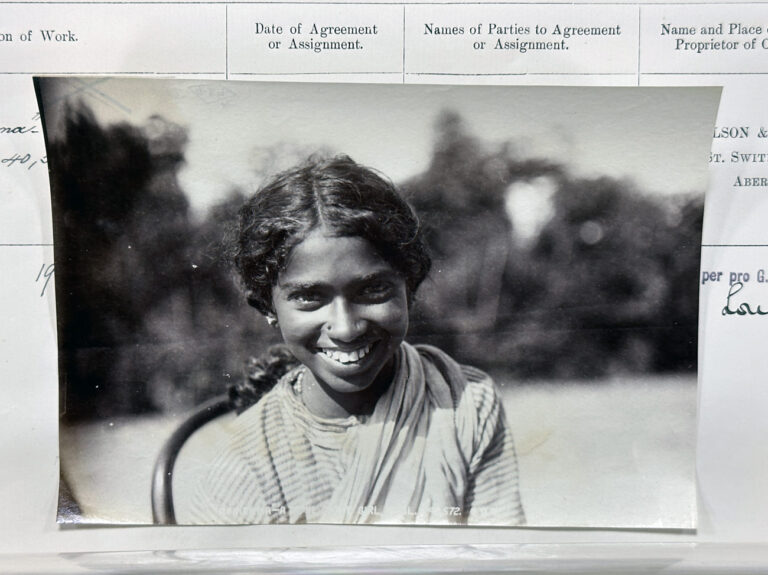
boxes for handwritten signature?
[721,281,768,316]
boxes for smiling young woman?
[186,155,525,526]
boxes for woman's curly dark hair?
[230,154,432,406]
[234,154,432,315]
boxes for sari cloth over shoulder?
[186,342,525,525]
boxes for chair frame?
[151,394,235,524]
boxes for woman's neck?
[299,356,396,419]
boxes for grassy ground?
[60,374,696,528]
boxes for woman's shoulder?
[456,363,503,427]
[411,343,501,412]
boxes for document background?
[2,0,768,569]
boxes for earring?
[266,315,278,327]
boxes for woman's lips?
[317,342,374,365]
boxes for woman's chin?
[301,341,399,412]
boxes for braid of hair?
[229,344,300,414]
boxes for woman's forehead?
[278,229,398,287]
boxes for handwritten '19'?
[36,263,54,297]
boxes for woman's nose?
[325,298,366,341]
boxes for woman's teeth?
[319,343,372,365]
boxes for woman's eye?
[358,282,392,302]
[289,291,324,308]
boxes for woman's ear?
[265,313,279,328]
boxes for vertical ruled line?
[402,5,406,84]
[226,4,229,80]
[637,4,641,86]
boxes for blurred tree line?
[50,105,702,421]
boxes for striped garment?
[183,343,525,526]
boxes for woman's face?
[271,227,409,417]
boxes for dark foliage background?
[49,104,703,421]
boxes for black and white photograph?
[36,78,719,527]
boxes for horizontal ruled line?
[231,71,401,75]
[408,72,634,76]
[643,72,768,76]
[1,72,223,76]
[15,71,760,79]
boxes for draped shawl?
[187,342,524,525]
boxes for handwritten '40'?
[2,153,47,171]
[722,282,768,316]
